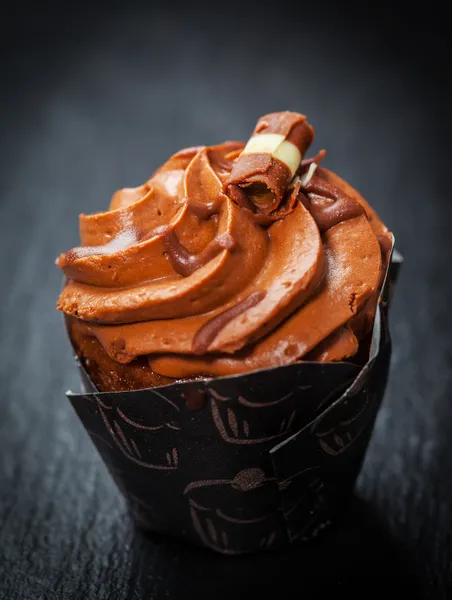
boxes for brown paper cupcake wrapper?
[66,247,401,554]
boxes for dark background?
[1,1,451,598]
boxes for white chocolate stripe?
[289,164,317,190]
[243,133,285,154]
[241,133,302,176]
[299,162,317,186]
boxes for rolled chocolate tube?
[225,112,314,214]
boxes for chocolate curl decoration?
[225,112,314,214]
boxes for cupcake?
[58,112,399,553]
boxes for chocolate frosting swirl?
[57,112,391,380]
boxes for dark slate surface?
[1,3,451,598]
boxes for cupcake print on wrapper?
[185,468,282,554]
[59,111,400,553]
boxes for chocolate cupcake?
[59,112,400,553]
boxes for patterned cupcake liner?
[66,248,401,554]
